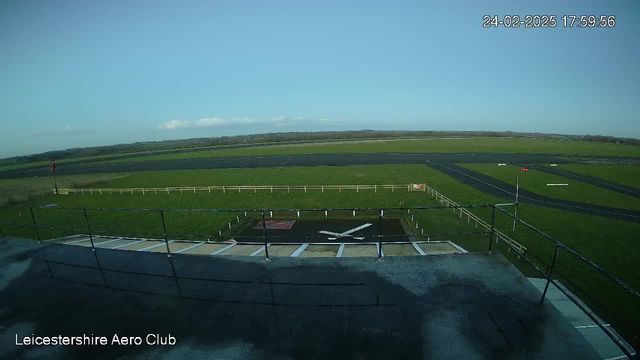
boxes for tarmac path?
[425,161,640,223]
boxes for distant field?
[82,138,640,166]
[0,173,127,205]
[4,137,640,172]
[85,165,436,188]
[459,163,640,211]
[550,164,640,189]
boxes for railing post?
[262,211,270,261]
[488,205,496,253]
[29,207,41,243]
[83,209,95,250]
[377,209,383,260]
[160,210,172,257]
[540,244,560,304]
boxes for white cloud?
[158,115,326,130]
[158,117,237,130]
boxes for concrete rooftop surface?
[0,237,600,360]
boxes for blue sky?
[1,0,638,158]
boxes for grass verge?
[459,163,640,211]
[549,164,640,189]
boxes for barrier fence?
[0,201,637,356]
[0,197,640,358]
[54,184,428,195]
[423,184,527,257]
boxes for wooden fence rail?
[423,184,527,257]
[56,184,427,195]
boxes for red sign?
[521,168,529,172]
[50,160,56,172]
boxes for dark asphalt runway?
[426,161,640,223]
[2,152,639,179]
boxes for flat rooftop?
[0,237,600,360]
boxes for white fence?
[422,184,527,257]
[56,184,427,195]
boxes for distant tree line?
[1,130,638,166]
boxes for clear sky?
[1,0,638,158]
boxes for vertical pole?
[160,210,172,257]
[52,170,59,195]
[83,209,95,250]
[488,206,496,253]
[29,207,41,242]
[513,176,519,232]
[377,209,383,260]
[262,211,270,261]
[540,245,560,304]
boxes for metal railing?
[493,205,638,359]
[423,184,527,257]
[1,202,637,357]
[0,203,504,261]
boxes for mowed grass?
[459,163,640,211]
[85,165,440,188]
[0,173,128,205]
[87,138,640,166]
[1,164,639,342]
[550,164,640,189]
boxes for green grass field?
[86,138,640,166]
[1,163,639,345]
[550,164,640,189]
[0,173,128,205]
[459,163,640,211]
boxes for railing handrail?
[422,184,527,255]
[493,204,640,301]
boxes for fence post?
[29,207,42,242]
[540,244,560,305]
[488,206,496,253]
[262,211,270,261]
[377,209,383,260]
[160,210,172,257]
